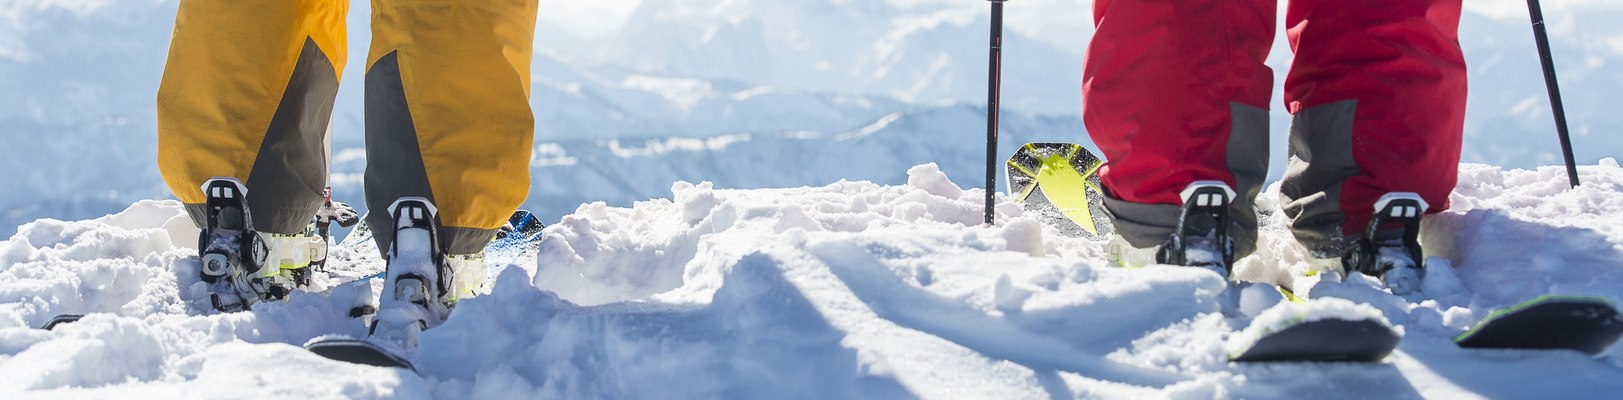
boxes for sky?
[537,0,642,39]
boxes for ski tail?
[1232,317,1401,362]
[1456,296,1623,355]
[1005,142,1110,238]
[305,336,416,371]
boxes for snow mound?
[0,200,194,330]
[5,162,1623,397]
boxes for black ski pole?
[984,0,1007,225]
[1526,0,1581,187]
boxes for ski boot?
[198,179,359,311]
[1341,192,1428,295]
[1106,181,1236,278]
[369,198,458,349]
[1157,181,1237,278]
[197,178,270,312]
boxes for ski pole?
[984,0,1007,225]
[1525,0,1580,187]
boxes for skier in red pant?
[1088,0,1466,294]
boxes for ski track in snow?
[3,162,1623,398]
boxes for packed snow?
[3,161,1622,398]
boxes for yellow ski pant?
[157,0,538,255]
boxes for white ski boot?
[369,198,460,349]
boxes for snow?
[5,161,1623,398]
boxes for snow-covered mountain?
[323,105,1083,221]
[3,161,1622,397]
[592,0,1083,114]
[529,54,910,141]
[1455,12,1623,168]
[0,0,178,236]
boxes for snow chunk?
[0,202,191,329]
[0,316,165,390]
[992,274,1032,312]
[905,162,962,199]
[999,217,1045,257]
[1236,283,1284,318]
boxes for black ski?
[1232,317,1401,362]
[38,314,85,330]
[1226,285,1402,363]
[305,337,416,370]
[1455,296,1623,355]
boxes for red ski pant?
[1082,0,1466,257]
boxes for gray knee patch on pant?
[1281,100,1360,256]
[1226,102,1268,260]
[183,38,337,235]
[363,52,499,256]
[365,51,435,255]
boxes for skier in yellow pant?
[157,0,538,346]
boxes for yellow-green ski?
[1005,143,1111,238]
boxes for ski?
[307,199,446,371]
[1455,295,1623,355]
[1232,317,1401,362]
[305,336,416,371]
[1226,285,1402,363]
[1005,142,1112,239]
[38,314,85,330]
